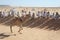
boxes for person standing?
[21,10,26,17]
[46,11,50,18]
[10,8,16,17]
[2,11,6,18]
[55,12,59,20]
[37,11,41,18]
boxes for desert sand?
[0,24,60,40]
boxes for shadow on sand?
[0,16,60,32]
[0,33,10,39]
[22,17,60,31]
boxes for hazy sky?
[0,0,60,7]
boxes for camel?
[6,12,31,33]
[0,11,23,34]
[9,17,23,33]
[0,9,32,34]
[9,13,31,33]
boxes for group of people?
[0,8,60,20]
[37,11,60,19]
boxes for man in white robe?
[37,11,42,18]
[10,8,16,17]
[21,10,26,17]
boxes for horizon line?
[0,5,60,7]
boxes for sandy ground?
[0,24,60,40]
